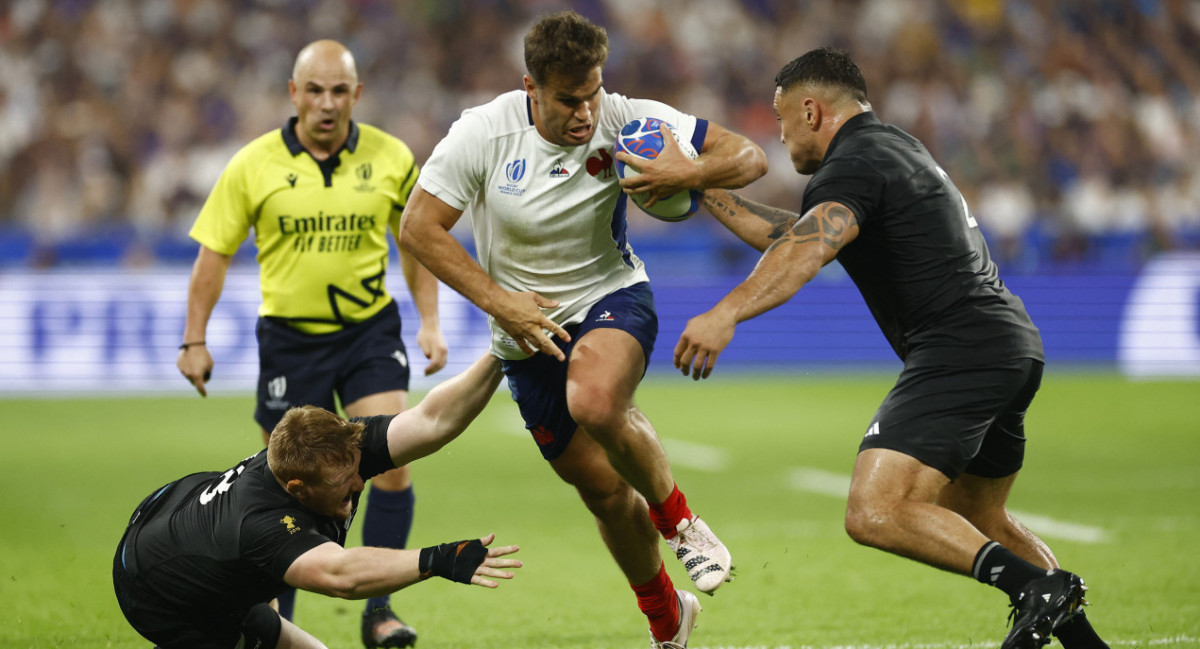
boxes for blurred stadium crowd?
[2,0,1200,270]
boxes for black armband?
[418,538,487,584]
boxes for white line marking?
[662,438,729,472]
[787,467,851,498]
[786,467,1109,544]
[1007,510,1109,544]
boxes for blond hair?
[267,405,364,484]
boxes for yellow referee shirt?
[190,119,419,334]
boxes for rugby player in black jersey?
[674,47,1110,649]
[115,354,520,649]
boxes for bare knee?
[844,497,894,549]
[567,386,624,436]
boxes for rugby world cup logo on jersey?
[265,375,290,410]
[500,158,526,196]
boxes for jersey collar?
[824,111,878,161]
[281,117,361,157]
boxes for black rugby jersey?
[803,112,1043,365]
[119,415,395,620]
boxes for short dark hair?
[775,47,868,103]
[524,11,609,86]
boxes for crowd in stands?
[2,0,1199,270]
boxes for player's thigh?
[849,447,950,511]
[564,283,658,414]
[566,328,644,407]
[501,336,580,461]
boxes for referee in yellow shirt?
[177,40,446,649]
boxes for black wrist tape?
[418,538,487,584]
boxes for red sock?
[632,563,679,642]
[647,484,692,540]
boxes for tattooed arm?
[703,189,802,252]
[674,200,860,380]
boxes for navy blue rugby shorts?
[858,357,1044,480]
[501,282,657,461]
[255,300,410,432]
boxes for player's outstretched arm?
[285,533,521,599]
[177,245,232,397]
[384,352,504,467]
[675,200,859,380]
[400,187,569,360]
[702,189,801,252]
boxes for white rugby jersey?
[419,89,708,359]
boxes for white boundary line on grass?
[661,438,731,472]
[786,467,1110,544]
[692,635,1199,649]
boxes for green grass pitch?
[1,371,1197,648]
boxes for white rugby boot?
[649,589,702,649]
[666,515,733,594]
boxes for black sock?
[276,586,296,620]
[972,541,1050,599]
[1055,610,1110,649]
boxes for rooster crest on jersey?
[614,118,702,222]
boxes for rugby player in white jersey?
[400,11,766,648]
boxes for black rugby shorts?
[858,358,1044,479]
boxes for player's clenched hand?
[470,533,522,588]
[674,308,737,380]
[417,323,448,376]
[616,123,696,208]
[177,346,214,397]
[492,291,570,361]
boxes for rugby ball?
[614,118,702,222]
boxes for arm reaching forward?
[284,533,521,599]
[675,198,860,380]
[384,352,505,467]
